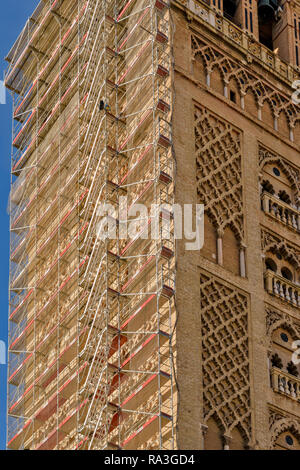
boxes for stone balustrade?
[271,367,300,401]
[265,270,300,308]
[262,192,300,232]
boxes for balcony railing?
[178,0,298,83]
[265,270,300,308]
[271,367,300,401]
[262,192,300,232]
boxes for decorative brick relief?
[259,145,300,204]
[195,105,244,242]
[261,229,300,270]
[191,34,300,132]
[266,306,300,339]
[200,272,251,441]
[269,409,300,448]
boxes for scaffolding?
[6,0,176,450]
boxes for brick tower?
[5,0,300,450]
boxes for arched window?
[261,179,275,195]
[264,250,297,285]
[271,328,300,378]
[274,431,300,450]
[271,352,283,369]
[261,162,296,206]
[266,258,277,272]
[278,190,291,205]
[281,267,293,282]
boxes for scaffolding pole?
[6,0,176,451]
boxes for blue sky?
[0,0,39,450]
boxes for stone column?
[224,80,228,99]
[200,424,208,450]
[240,242,247,278]
[262,193,270,213]
[217,229,224,266]
[206,70,211,87]
[240,91,246,110]
[223,434,232,450]
[258,103,262,121]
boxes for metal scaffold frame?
[6,0,176,451]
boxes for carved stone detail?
[200,272,251,441]
[195,105,244,242]
[261,229,300,270]
[191,35,300,128]
[259,145,300,204]
[269,410,300,448]
[266,306,300,338]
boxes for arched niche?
[204,417,224,450]
[223,226,240,276]
[201,213,217,263]
[244,88,258,119]
[210,66,224,96]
